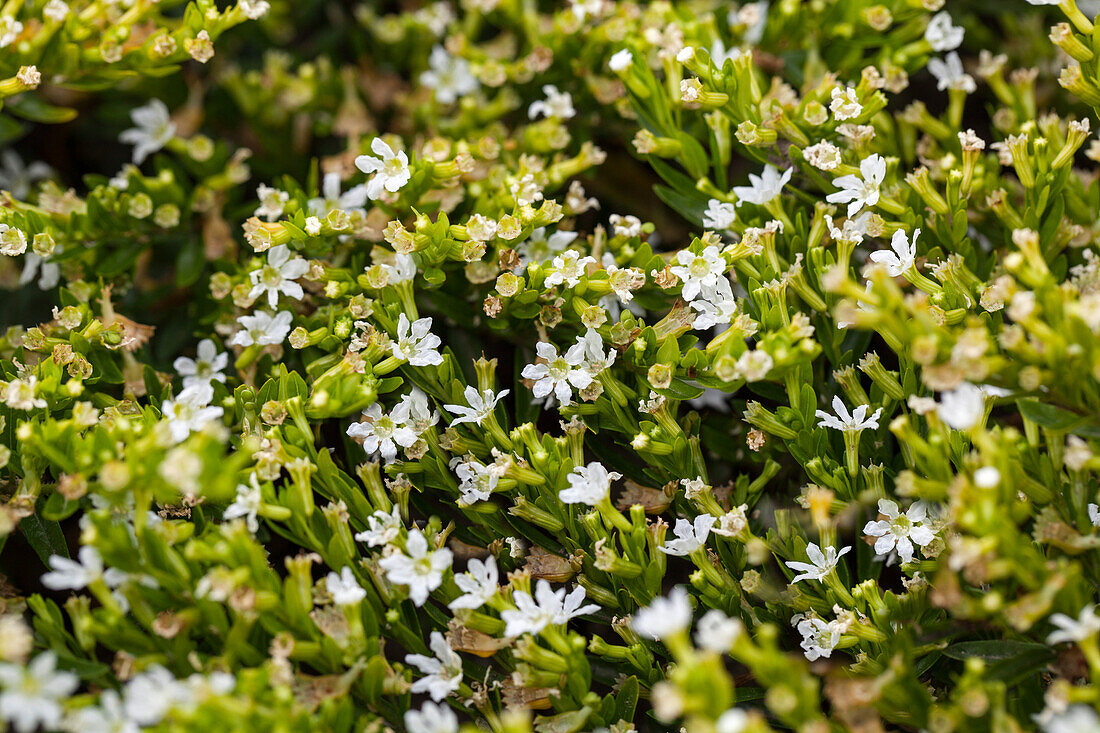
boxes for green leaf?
[943,639,1054,683]
[19,513,69,565]
[1016,399,1083,431]
[5,95,78,124]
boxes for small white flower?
[925,11,964,52]
[444,386,509,427]
[827,153,886,217]
[347,402,419,463]
[937,382,986,431]
[224,473,263,533]
[230,310,293,347]
[733,164,792,206]
[516,227,577,269]
[0,151,51,199]
[249,245,309,308]
[670,245,726,301]
[1047,605,1100,644]
[544,250,596,288]
[420,46,479,104]
[354,505,403,547]
[576,328,617,375]
[660,514,717,556]
[559,461,621,506]
[384,253,417,283]
[174,339,228,389]
[450,456,499,506]
[528,84,575,120]
[863,499,936,564]
[609,49,633,72]
[632,586,692,640]
[869,228,919,277]
[307,172,368,216]
[521,340,592,405]
[928,52,976,93]
[501,580,599,637]
[355,138,412,200]
[62,689,136,733]
[830,86,862,121]
[123,665,186,726]
[404,701,458,733]
[785,543,850,583]
[0,652,78,733]
[448,556,498,611]
[255,184,289,221]
[797,616,843,660]
[119,99,176,165]
[695,609,744,653]
[0,17,21,49]
[162,383,224,443]
[703,199,737,230]
[974,466,1001,488]
[43,0,70,22]
[1089,502,1100,528]
[815,395,882,432]
[3,376,46,411]
[379,529,453,606]
[690,277,738,331]
[1037,705,1100,733]
[405,631,463,702]
[716,708,750,733]
[326,567,366,606]
[392,314,444,367]
[41,546,124,591]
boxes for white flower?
[420,46,479,104]
[347,402,419,463]
[224,473,264,532]
[307,172,368,216]
[0,150,51,199]
[830,86,862,121]
[404,701,458,733]
[248,245,309,308]
[544,250,596,288]
[929,52,976,93]
[660,514,717,556]
[937,382,986,431]
[528,84,575,120]
[43,0,70,21]
[444,386,509,427]
[253,182,288,220]
[869,228,919,277]
[974,466,1001,488]
[815,395,882,432]
[609,49,633,72]
[827,153,886,217]
[326,567,366,606]
[516,227,577,269]
[174,339,228,389]
[632,586,692,640]
[123,665,186,726]
[62,689,137,733]
[3,376,46,411]
[405,631,463,702]
[379,529,453,606]
[670,245,727,301]
[354,505,402,547]
[702,199,737,230]
[119,99,176,165]
[559,461,621,506]
[732,164,792,206]
[0,17,23,49]
[19,251,59,290]
[41,546,125,591]
[1047,605,1100,644]
[716,708,750,733]
[863,499,936,564]
[0,652,78,733]
[384,253,417,283]
[797,616,843,660]
[576,328,617,375]
[925,11,964,52]
[690,277,738,330]
[521,340,592,405]
[450,456,499,506]
[355,138,412,200]
[230,310,293,347]
[1037,705,1100,733]
[162,383,224,443]
[695,609,744,653]
[502,580,599,637]
[448,556,498,611]
[785,543,851,583]
[1089,503,1100,528]
[392,314,444,367]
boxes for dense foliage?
[1,0,1100,730]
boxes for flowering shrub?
[2,0,1100,730]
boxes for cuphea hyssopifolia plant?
[0,0,1099,732]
